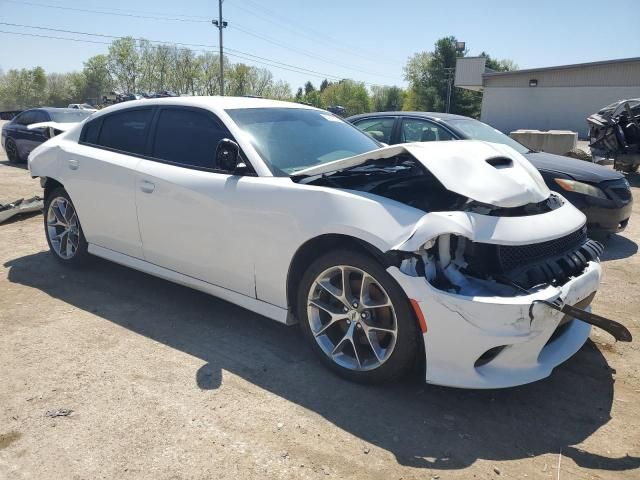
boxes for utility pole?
[444,67,454,113]
[212,0,227,95]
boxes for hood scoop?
[486,156,513,169]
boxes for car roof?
[87,96,319,120]
[25,107,85,114]
[347,111,471,122]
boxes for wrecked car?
[588,98,640,172]
[27,97,631,388]
[1,107,93,163]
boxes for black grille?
[611,187,632,202]
[497,227,587,272]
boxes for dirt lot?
[0,142,638,479]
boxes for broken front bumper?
[388,261,602,389]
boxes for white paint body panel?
[28,96,602,388]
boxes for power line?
[0,0,210,23]
[2,0,398,82]
[231,23,397,80]
[0,22,350,81]
[228,0,400,67]
[0,29,345,80]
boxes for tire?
[297,248,420,384]
[44,187,89,266]
[5,138,21,163]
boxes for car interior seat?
[421,128,437,142]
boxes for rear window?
[81,118,102,145]
[97,109,153,155]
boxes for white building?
[455,57,640,138]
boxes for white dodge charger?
[27,97,630,388]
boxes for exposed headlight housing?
[554,178,608,199]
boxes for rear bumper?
[389,261,601,389]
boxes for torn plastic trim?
[0,196,44,223]
[532,300,632,342]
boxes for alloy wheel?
[307,265,398,371]
[46,197,80,259]
[6,140,19,162]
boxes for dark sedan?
[348,112,632,234]
[1,107,93,163]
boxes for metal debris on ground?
[0,196,44,223]
[45,408,73,418]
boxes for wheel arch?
[286,233,389,314]
[42,177,65,200]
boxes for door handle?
[140,180,155,193]
[68,158,79,170]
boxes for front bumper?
[389,261,602,389]
[583,201,632,233]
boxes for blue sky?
[0,0,638,90]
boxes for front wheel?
[44,187,89,266]
[5,138,21,163]
[297,249,420,384]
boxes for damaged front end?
[588,98,640,173]
[295,140,631,388]
[385,200,630,388]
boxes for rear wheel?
[297,249,420,384]
[5,138,20,163]
[44,188,89,266]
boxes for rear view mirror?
[216,138,240,171]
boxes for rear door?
[134,106,256,296]
[351,116,398,144]
[63,108,153,258]
[399,117,455,143]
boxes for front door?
[134,106,255,297]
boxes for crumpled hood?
[295,140,550,208]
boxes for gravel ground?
[0,144,638,480]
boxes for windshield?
[226,107,380,175]
[49,110,93,122]
[447,118,529,154]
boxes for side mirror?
[215,138,240,172]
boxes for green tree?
[304,81,315,95]
[0,67,47,109]
[319,79,330,92]
[107,37,140,93]
[83,55,111,103]
[403,37,516,117]
[320,79,370,116]
[371,85,405,111]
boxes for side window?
[353,117,395,144]
[81,118,102,145]
[151,108,228,170]
[400,118,454,143]
[97,109,153,155]
[32,111,49,124]
[15,111,35,126]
